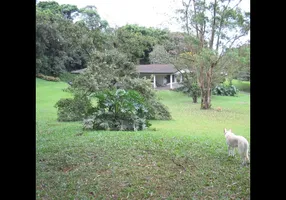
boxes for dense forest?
[36,1,173,77]
[36,1,249,81]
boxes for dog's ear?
[224,128,227,134]
[229,129,232,132]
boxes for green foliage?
[213,83,239,96]
[232,79,250,93]
[55,95,94,121]
[121,77,172,120]
[37,1,62,15]
[115,24,170,64]
[79,6,109,30]
[61,4,79,20]
[56,49,172,122]
[175,81,201,103]
[149,45,171,64]
[175,0,250,109]
[36,8,68,76]
[67,49,138,95]
[219,43,250,82]
[36,1,110,77]
[58,72,77,82]
[83,89,151,131]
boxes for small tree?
[149,44,201,103]
[176,0,250,109]
[56,49,172,122]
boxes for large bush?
[83,89,151,131]
[212,84,239,96]
[60,50,171,119]
[120,77,172,120]
[55,95,94,121]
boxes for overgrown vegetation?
[83,89,151,131]
[55,95,94,122]
[213,84,239,96]
[55,49,172,126]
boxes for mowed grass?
[230,79,250,93]
[36,78,250,200]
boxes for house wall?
[139,74,151,79]
[156,75,166,86]
[139,73,181,88]
[139,74,167,86]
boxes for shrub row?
[36,73,61,82]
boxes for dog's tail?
[244,141,250,163]
[245,145,250,162]
[239,139,250,164]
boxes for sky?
[38,0,250,42]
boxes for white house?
[137,64,184,89]
[71,64,186,89]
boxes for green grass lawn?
[231,79,250,93]
[36,78,250,200]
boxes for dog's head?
[224,128,232,136]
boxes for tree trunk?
[192,95,197,103]
[200,64,214,109]
[200,88,211,109]
[184,0,192,35]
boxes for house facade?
[71,64,184,89]
[137,64,183,89]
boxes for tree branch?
[209,0,217,49]
[216,32,246,65]
[192,0,199,38]
[231,0,242,10]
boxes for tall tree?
[115,24,170,64]
[61,4,79,20]
[149,33,204,103]
[176,0,250,109]
[36,6,68,76]
[219,42,250,82]
[79,6,109,31]
[36,1,111,75]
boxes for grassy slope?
[36,78,250,200]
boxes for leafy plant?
[83,89,151,131]
[212,84,239,96]
[121,77,172,120]
[55,95,94,121]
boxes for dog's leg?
[232,148,236,156]
[229,147,234,156]
[242,157,247,166]
[228,145,232,156]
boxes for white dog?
[224,128,250,165]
